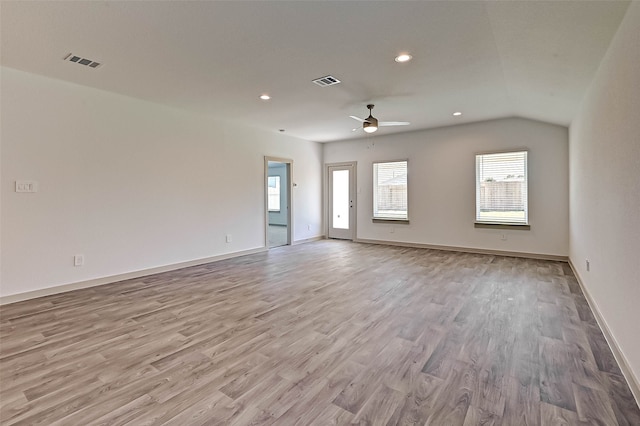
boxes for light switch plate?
[16,181,38,193]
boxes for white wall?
[324,117,569,257]
[0,67,323,298]
[569,1,640,386]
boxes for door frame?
[265,156,293,248]
[326,161,357,240]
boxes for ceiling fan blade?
[379,121,410,126]
[349,115,367,123]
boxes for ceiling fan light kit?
[363,123,378,133]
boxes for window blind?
[475,151,528,224]
[373,160,408,220]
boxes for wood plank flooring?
[1,240,639,425]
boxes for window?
[475,151,528,225]
[268,176,280,212]
[373,160,408,220]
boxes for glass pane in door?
[332,170,349,229]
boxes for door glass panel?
[332,170,349,229]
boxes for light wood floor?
[1,240,639,425]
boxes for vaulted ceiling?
[0,1,630,142]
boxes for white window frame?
[475,150,529,227]
[373,160,409,222]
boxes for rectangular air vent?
[312,75,341,87]
[64,53,102,69]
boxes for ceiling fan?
[349,104,410,134]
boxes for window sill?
[474,222,530,230]
[372,218,410,224]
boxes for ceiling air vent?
[64,53,102,69]
[312,75,341,87]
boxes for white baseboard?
[568,258,640,406]
[292,235,325,245]
[354,238,568,262]
[0,247,267,306]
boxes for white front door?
[328,163,356,240]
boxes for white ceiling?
[0,1,630,142]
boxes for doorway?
[328,162,356,240]
[265,157,292,248]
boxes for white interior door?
[328,163,356,240]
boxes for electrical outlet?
[586,259,590,272]
[501,233,507,241]
[74,255,84,267]
[390,227,395,234]
[307,224,311,231]
[226,234,232,243]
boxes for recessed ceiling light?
[453,111,462,116]
[395,53,412,63]
[260,94,271,100]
